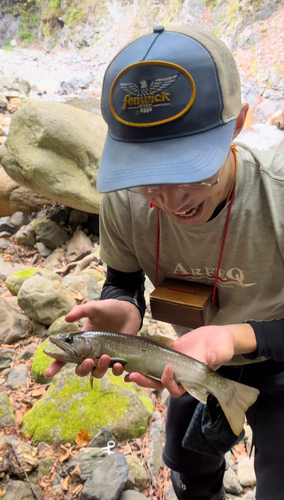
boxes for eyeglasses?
[127,164,223,195]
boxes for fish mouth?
[43,336,78,363]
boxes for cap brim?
[97,120,236,193]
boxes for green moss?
[5,267,61,296]
[0,410,4,417]
[140,395,154,414]
[31,338,54,384]
[22,373,130,443]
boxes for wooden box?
[150,278,219,329]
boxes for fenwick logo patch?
[120,75,178,114]
[109,61,196,128]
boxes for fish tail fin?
[215,379,259,436]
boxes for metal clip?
[100,440,116,455]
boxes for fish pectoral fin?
[108,358,127,368]
[182,384,208,404]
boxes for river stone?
[0,165,51,217]
[7,364,28,388]
[0,101,107,214]
[22,367,154,444]
[4,480,43,500]
[65,447,105,481]
[82,452,128,500]
[5,267,62,296]
[61,273,101,301]
[0,393,15,427]
[0,298,29,344]
[65,229,93,262]
[33,217,70,250]
[17,274,76,325]
[125,455,148,489]
[237,456,257,487]
[47,315,82,336]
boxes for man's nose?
[156,185,191,209]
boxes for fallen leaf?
[61,476,69,491]
[76,429,91,446]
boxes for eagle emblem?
[120,75,179,113]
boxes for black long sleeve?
[245,319,284,362]
[100,266,146,324]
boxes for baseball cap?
[97,26,242,193]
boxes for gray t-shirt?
[100,142,284,325]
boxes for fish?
[44,330,260,436]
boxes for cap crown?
[101,26,242,143]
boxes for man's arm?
[101,266,146,326]
[245,319,284,362]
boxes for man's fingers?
[126,373,164,391]
[75,358,95,377]
[65,302,98,323]
[45,360,65,377]
[90,355,111,379]
[161,365,186,398]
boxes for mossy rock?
[5,267,62,296]
[0,393,15,427]
[47,315,81,336]
[22,367,154,444]
[31,337,58,384]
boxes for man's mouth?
[174,204,201,218]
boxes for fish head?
[44,331,102,364]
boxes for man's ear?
[233,102,250,140]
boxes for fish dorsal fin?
[182,384,208,404]
[145,335,174,349]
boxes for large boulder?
[22,364,154,444]
[0,101,107,214]
[0,167,51,217]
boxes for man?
[47,26,284,499]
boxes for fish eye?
[64,335,74,344]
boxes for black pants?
[163,361,284,500]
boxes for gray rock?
[0,165,51,218]
[34,218,70,250]
[88,427,116,448]
[0,216,15,234]
[148,411,165,475]
[3,480,43,500]
[18,274,76,325]
[7,363,28,388]
[125,454,148,490]
[43,247,65,269]
[5,266,62,296]
[82,453,128,500]
[15,224,36,246]
[0,298,29,344]
[224,467,243,495]
[10,211,30,230]
[0,101,107,214]
[36,241,52,257]
[19,343,38,361]
[0,238,10,250]
[0,94,8,109]
[0,393,15,427]
[119,491,149,500]
[237,456,256,487]
[0,348,15,371]
[65,447,105,481]
[62,272,101,301]
[66,229,93,262]
[60,71,94,93]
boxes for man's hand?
[45,299,141,378]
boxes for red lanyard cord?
[152,146,238,304]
